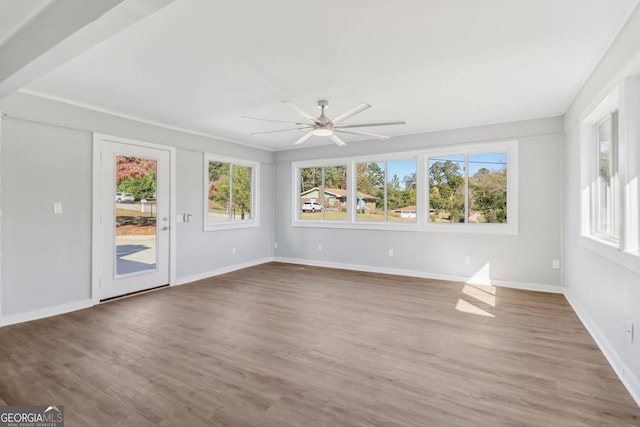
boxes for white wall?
[274,117,563,291]
[562,6,640,404]
[0,92,274,322]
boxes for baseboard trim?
[273,257,563,294]
[563,290,640,407]
[1,299,93,327]
[175,257,274,286]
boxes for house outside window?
[356,159,417,223]
[299,165,347,221]
[292,140,517,233]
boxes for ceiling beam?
[0,0,174,100]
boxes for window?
[428,152,508,224]
[299,165,347,221]
[356,159,416,222]
[593,111,619,241]
[578,74,640,273]
[205,155,258,230]
[580,88,621,246]
[292,140,516,233]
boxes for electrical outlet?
[552,259,560,269]
[318,244,322,252]
[274,242,278,249]
[232,247,236,255]
[627,320,634,343]
[53,203,63,214]
[388,249,394,257]
[464,255,471,265]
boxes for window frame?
[204,153,260,231]
[354,157,418,224]
[578,79,640,274]
[291,140,518,234]
[295,161,350,223]
[580,89,621,247]
[424,141,517,234]
[592,110,620,243]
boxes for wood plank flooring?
[1,262,639,426]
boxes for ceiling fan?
[241,100,405,146]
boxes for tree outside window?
[207,160,254,224]
[429,152,507,224]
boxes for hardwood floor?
[1,262,638,426]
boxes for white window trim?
[578,77,640,275]
[424,140,518,234]
[580,88,621,246]
[291,140,518,235]
[204,153,260,231]
[292,159,350,224]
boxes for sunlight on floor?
[456,262,498,317]
[462,284,496,306]
[454,298,495,317]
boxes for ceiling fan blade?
[329,134,347,147]
[334,120,406,129]
[293,131,314,145]
[251,127,311,136]
[332,103,371,123]
[334,129,390,140]
[283,101,316,122]
[241,116,308,125]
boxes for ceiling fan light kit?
[242,99,405,147]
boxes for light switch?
[53,203,63,214]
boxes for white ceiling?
[15,0,640,151]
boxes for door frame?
[91,133,176,304]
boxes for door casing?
[92,133,176,303]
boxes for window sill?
[204,221,260,232]
[292,220,518,235]
[579,235,640,275]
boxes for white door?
[99,140,171,300]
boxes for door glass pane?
[115,156,157,275]
[468,152,507,223]
[429,155,465,223]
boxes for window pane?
[322,165,347,221]
[595,112,619,238]
[429,155,465,223]
[387,159,417,223]
[356,162,384,221]
[231,165,252,221]
[208,162,230,223]
[300,167,323,220]
[468,152,507,223]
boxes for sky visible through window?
[430,152,506,175]
[387,153,506,184]
[387,159,416,187]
